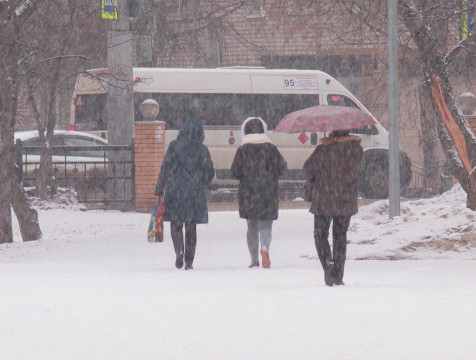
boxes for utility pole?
[106,0,134,146]
[104,0,134,209]
[388,0,401,218]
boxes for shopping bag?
[147,200,165,243]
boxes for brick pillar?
[134,121,166,212]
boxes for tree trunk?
[36,69,60,200]
[0,134,41,242]
[0,199,13,244]
[419,82,440,197]
[0,156,13,243]
[11,183,42,241]
[36,145,53,199]
[0,135,42,242]
[1,35,42,242]
[469,172,476,210]
[436,120,471,192]
[0,58,16,243]
[400,0,476,207]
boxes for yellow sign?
[102,0,117,20]
[462,4,468,39]
[462,0,475,39]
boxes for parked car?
[15,130,108,158]
[13,130,109,184]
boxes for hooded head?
[177,119,205,144]
[244,118,265,135]
[240,117,268,139]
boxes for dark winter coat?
[231,140,287,220]
[155,119,215,224]
[303,135,363,216]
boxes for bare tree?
[134,1,250,67]
[0,1,42,243]
[0,1,107,243]
[20,1,106,199]
[398,0,476,208]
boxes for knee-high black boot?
[171,221,184,269]
[332,216,351,285]
[184,222,197,270]
[314,214,332,269]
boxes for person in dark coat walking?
[303,130,363,286]
[231,117,287,268]
[155,119,215,270]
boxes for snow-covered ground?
[1,185,476,359]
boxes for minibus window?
[133,93,318,130]
[327,94,359,109]
[252,94,319,129]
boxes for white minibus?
[69,67,411,198]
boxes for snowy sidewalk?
[1,185,476,359]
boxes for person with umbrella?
[274,105,376,286]
[155,119,215,270]
[231,117,287,268]
[303,129,363,286]
[274,105,373,285]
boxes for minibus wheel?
[362,164,389,199]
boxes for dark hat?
[244,118,265,135]
[330,130,350,137]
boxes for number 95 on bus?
[284,77,295,88]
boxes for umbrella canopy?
[274,105,376,133]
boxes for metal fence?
[18,144,456,205]
[405,161,453,197]
[20,144,135,209]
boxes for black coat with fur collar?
[303,135,363,216]
[231,141,287,220]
